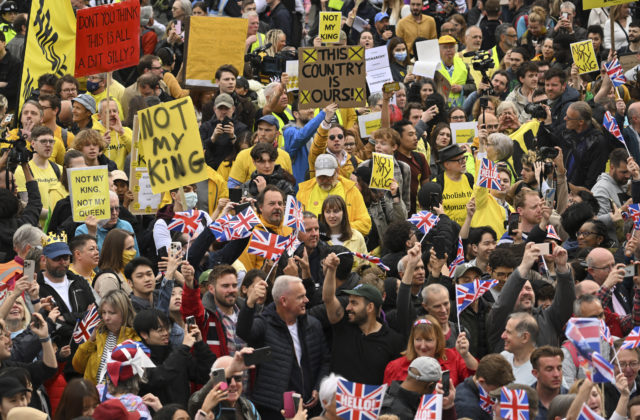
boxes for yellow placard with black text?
[319,12,342,43]
[570,40,598,74]
[582,0,633,10]
[370,152,394,190]
[68,166,110,222]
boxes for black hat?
[0,1,17,13]
[0,377,28,399]
[353,165,372,184]
[437,144,465,163]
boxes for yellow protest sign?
[68,166,110,222]
[184,16,247,88]
[450,122,478,144]
[328,0,344,9]
[583,0,633,10]
[370,152,394,190]
[570,40,598,74]
[319,12,342,44]
[138,97,207,194]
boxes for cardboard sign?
[184,16,248,88]
[619,53,639,72]
[75,0,140,77]
[370,152,394,190]
[130,117,162,214]
[285,60,299,91]
[68,166,110,222]
[137,97,207,194]
[570,40,598,74]
[583,0,634,10]
[358,112,382,138]
[450,122,478,144]
[298,46,366,109]
[319,12,342,43]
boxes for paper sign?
[570,40,598,74]
[184,16,247,88]
[583,0,633,10]
[415,39,440,62]
[286,60,299,91]
[319,12,342,43]
[130,117,161,215]
[366,67,394,94]
[620,54,640,72]
[358,111,382,138]
[137,97,207,194]
[328,0,344,9]
[413,61,440,78]
[298,46,366,109]
[450,122,478,144]
[68,166,110,222]
[75,0,140,77]
[352,15,368,33]
[366,46,390,72]
[370,152,394,190]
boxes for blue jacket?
[623,125,640,165]
[75,219,140,255]
[284,111,325,184]
[454,377,491,420]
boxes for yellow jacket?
[206,166,229,215]
[238,214,293,271]
[72,326,140,385]
[297,176,371,236]
[470,184,512,239]
[229,145,292,185]
[308,124,355,179]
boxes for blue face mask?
[86,80,101,93]
[394,51,407,62]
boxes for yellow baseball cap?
[438,35,457,44]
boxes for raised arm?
[322,253,344,325]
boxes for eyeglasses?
[448,157,466,164]
[62,88,77,93]
[590,263,615,271]
[479,124,499,130]
[38,139,55,145]
[150,66,163,70]
[577,231,597,237]
[619,361,639,369]
[450,115,466,121]
[329,134,344,141]
[226,375,243,385]
[110,206,120,213]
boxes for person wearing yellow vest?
[492,24,517,67]
[238,186,293,271]
[259,79,294,149]
[432,144,474,226]
[0,225,45,286]
[297,154,371,236]
[245,12,266,52]
[228,115,292,188]
[437,35,475,107]
[0,1,17,45]
[458,26,496,89]
[94,98,132,171]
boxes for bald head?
[629,102,640,129]
[575,279,599,298]
[213,355,233,370]
[586,248,615,285]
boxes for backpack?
[434,171,474,191]
[92,269,123,290]
[60,129,68,149]
[49,161,61,180]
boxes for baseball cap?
[92,399,141,420]
[407,356,442,382]
[214,93,234,109]
[42,242,72,260]
[0,377,28,399]
[111,170,128,183]
[375,12,389,23]
[453,263,483,281]
[342,283,383,306]
[199,269,212,285]
[72,94,97,115]
[6,407,48,420]
[315,154,338,177]
[0,2,17,13]
[257,115,280,129]
[438,35,457,44]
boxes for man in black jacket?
[238,275,329,420]
[260,0,292,44]
[200,93,249,170]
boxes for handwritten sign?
[75,0,140,77]
[583,0,634,10]
[450,122,477,144]
[68,166,110,222]
[286,60,299,91]
[570,40,598,74]
[370,152,394,190]
[137,97,207,194]
[358,112,382,138]
[319,12,341,43]
[298,46,366,109]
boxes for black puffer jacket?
[237,303,330,411]
[241,165,296,200]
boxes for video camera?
[524,102,548,120]
[245,44,298,84]
[0,132,32,174]
[536,146,559,178]
[463,50,495,96]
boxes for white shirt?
[288,322,302,365]
[500,350,536,386]
[43,274,72,311]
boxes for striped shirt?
[96,332,118,383]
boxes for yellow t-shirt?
[438,174,473,226]
[94,121,132,170]
[9,128,66,166]
[15,160,67,219]
[90,82,126,121]
[228,145,293,185]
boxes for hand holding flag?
[477,158,502,191]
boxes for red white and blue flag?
[247,230,289,261]
[499,387,529,420]
[477,158,502,191]
[604,59,626,87]
[408,211,439,235]
[226,207,261,239]
[448,237,465,274]
[73,305,101,344]
[335,379,386,420]
[591,351,615,383]
[577,403,605,420]
[286,235,302,257]
[546,225,561,242]
[478,383,495,414]
[603,111,626,147]
[284,195,306,233]
[456,279,498,314]
[628,204,640,230]
[565,317,602,359]
[167,210,205,235]
[414,393,442,420]
[209,215,233,242]
[600,319,613,346]
[353,252,390,271]
[620,326,640,350]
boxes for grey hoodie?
[591,172,627,217]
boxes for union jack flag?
[167,210,205,235]
[73,305,101,344]
[352,252,390,271]
[448,237,465,274]
[284,195,305,233]
[335,379,386,420]
[604,59,626,87]
[477,158,501,191]
[577,403,605,420]
[456,279,498,314]
[500,387,529,420]
[591,351,615,383]
[620,326,640,350]
[603,111,626,147]
[247,230,289,261]
[565,318,602,359]
[227,207,261,239]
[414,393,442,420]
[628,204,640,230]
[478,383,495,414]
[600,319,613,346]
[209,215,233,242]
[407,211,439,235]
[286,235,302,257]
[546,225,561,242]
[0,283,7,305]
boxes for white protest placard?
[413,61,440,78]
[136,170,162,209]
[366,68,394,94]
[415,39,440,62]
[286,60,299,91]
[358,111,382,138]
[450,122,478,144]
[352,15,368,33]
[365,46,390,71]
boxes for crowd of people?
[1,0,640,419]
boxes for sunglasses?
[226,375,243,385]
[329,134,344,141]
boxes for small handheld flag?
[167,210,205,236]
[407,211,439,235]
[247,230,289,261]
[604,59,626,87]
[414,393,442,420]
[577,403,605,420]
[603,111,629,154]
[456,279,498,314]
[477,158,502,191]
[73,305,101,344]
[284,196,306,233]
[499,387,529,420]
[620,326,640,350]
[335,379,386,420]
[352,252,390,271]
[448,237,465,274]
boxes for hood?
[594,172,623,191]
[202,290,220,314]
[559,86,580,106]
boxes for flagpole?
[611,344,623,372]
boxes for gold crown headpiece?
[42,232,68,248]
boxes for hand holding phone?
[441,370,450,396]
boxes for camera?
[0,131,32,173]
[464,50,495,96]
[537,146,559,161]
[524,102,548,119]
[245,44,298,84]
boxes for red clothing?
[383,349,474,387]
[141,28,158,55]
[180,284,229,358]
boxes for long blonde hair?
[97,289,135,334]
[265,29,285,56]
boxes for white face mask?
[184,192,198,210]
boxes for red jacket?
[180,284,229,358]
[383,349,474,387]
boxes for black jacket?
[260,3,293,43]
[564,125,610,190]
[0,180,41,263]
[200,117,249,170]
[10,329,42,363]
[454,377,491,420]
[549,86,580,133]
[380,381,457,420]
[237,303,330,411]
[241,165,296,199]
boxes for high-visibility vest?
[490,46,501,69]
[249,33,267,52]
[313,108,343,126]
[0,260,22,286]
[437,55,469,107]
[271,106,294,149]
